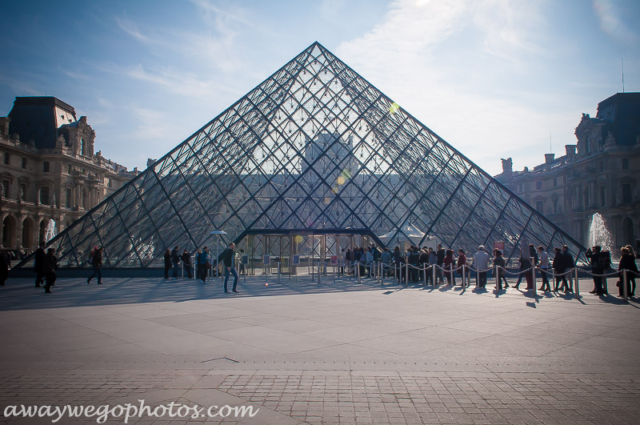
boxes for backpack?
[599,251,611,270]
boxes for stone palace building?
[495,92,640,252]
[0,97,138,255]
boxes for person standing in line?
[537,246,551,292]
[436,244,445,284]
[43,248,57,294]
[514,245,532,290]
[87,247,104,285]
[443,249,455,286]
[617,247,638,297]
[625,245,638,296]
[428,248,437,284]
[163,249,172,280]
[552,247,565,291]
[457,249,467,287]
[222,242,239,293]
[493,249,508,290]
[182,249,193,279]
[34,240,46,288]
[345,248,352,275]
[0,250,10,286]
[585,246,603,294]
[473,245,490,288]
[237,249,246,275]
[419,247,429,283]
[381,248,392,278]
[365,248,374,277]
[561,245,575,292]
[171,246,181,280]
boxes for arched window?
[80,138,85,156]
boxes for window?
[3,153,9,165]
[585,188,590,207]
[21,157,27,169]
[622,184,632,204]
[536,181,542,190]
[108,178,112,188]
[600,186,605,207]
[67,164,72,174]
[535,200,544,213]
[65,188,72,208]
[622,158,629,170]
[40,186,50,205]
[2,180,9,198]
[80,138,85,156]
[43,161,50,172]
[20,184,26,201]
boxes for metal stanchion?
[277,262,281,284]
[356,261,361,284]
[532,267,537,296]
[574,268,579,297]
[424,264,427,286]
[462,265,466,288]
[449,264,453,286]
[311,259,315,282]
[405,262,409,287]
[495,265,499,290]
[432,264,436,287]
[318,261,322,284]
[623,269,628,301]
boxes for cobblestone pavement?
[1,275,639,424]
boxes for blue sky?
[1,0,638,175]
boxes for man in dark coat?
[34,240,46,287]
[561,245,574,292]
[586,246,604,295]
[221,242,238,293]
[0,251,10,286]
[181,249,193,279]
[436,244,445,284]
[43,248,57,294]
[171,246,181,280]
[87,247,104,284]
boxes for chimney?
[565,145,576,156]
[545,153,555,164]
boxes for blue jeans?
[224,267,238,291]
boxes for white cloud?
[336,0,566,175]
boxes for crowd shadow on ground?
[1,273,637,312]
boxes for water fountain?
[588,212,615,252]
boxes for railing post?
[462,265,466,288]
[277,261,281,284]
[424,263,427,286]
[357,261,361,283]
[432,264,436,287]
[532,267,537,296]
[318,261,322,284]
[495,265,499,290]
[623,269,628,302]
[406,261,409,286]
[449,263,453,286]
[574,267,579,296]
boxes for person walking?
[196,247,210,283]
[537,246,551,292]
[171,246,181,280]
[163,249,172,280]
[182,249,193,279]
[43,248,57,294]
[222,242,239,293]
[0,250,10,286]
[473,245,490,288]
[34,240,46,288]
[87,247,103,285]
[625,245,638,296]
[493,249,508,290]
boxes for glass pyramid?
[28,42,586,269]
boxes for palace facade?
[495,93,640,251]
[0,97,138,255]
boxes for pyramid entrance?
[16,42,585,271]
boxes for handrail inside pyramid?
[19,42,586,269]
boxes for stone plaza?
[1,274,639,424]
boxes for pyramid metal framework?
[34,42,586,269]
